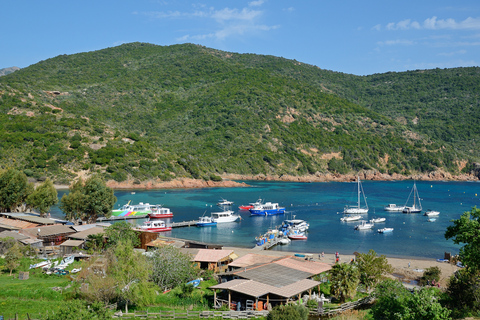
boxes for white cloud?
[211,8,262,22]
[379,16,480,31]
[438,50,467,56]
[249,0,265,7]
[377,39,414,46]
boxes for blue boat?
[196,216,217,227]
[249,202,285,216]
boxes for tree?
[5,241,23,276]
[0,168,33,212]
[267,304,308,320]
[445,268,480,318]
[26,178,58,217]
[149,245,198,291]
[107,240,154,313]
[445,206,480,271]
[372,279,451,320]
[329,262,360,303]
[104,221,140,248]
[355,249,393,290]
[60,176,116,223]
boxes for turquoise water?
[51,180,480,259]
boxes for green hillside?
[0,42,477,184]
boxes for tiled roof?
[193,249,234,262]
[69,227,105,240]
[228,253,279,268]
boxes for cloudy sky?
[2,0,479,75]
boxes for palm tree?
[329,262,360,303]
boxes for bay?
[51,180,480,259]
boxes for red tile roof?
[193,249,234,262]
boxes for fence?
[312,296,375,316]
[119,310,269,319]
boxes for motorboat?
[249,201,285,215]
[288,230,308,240]
[280,217,309,232]
[148,206,174,219]
[112,201,167,217]
[370,217,386,223]
[340,215,362,222]
[217,198,234,207]
[197,216,217,227]
[384,204,405,212]
[239,198,263,210]
[403,182,422,214]
[354,220,374,230]
[424,210,440,217]
[428,218,437,222]
[279,238,291,245]
[344,176,369,214]
[378,228,394,233]
[211,209,240,223]
[138,220,172,232]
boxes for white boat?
[197,216,217,227]
[279,238,291,245]
[428,218,437,222]
[217,198,234,207]
[384,204,405,212]
[370,217,386,223]
[249,201,285,215]
[138,220,172,232]
[354,220,374,230]
[378,228,394,233]
[340,215,362,222]
[288,230,308,240]
[344,176,369,214]
[281,217,309,232]
[403,182,422,213]
[211,209,240,223]
[424,210,440,217]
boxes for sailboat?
[402,182,422,214]
[343,176,369,214]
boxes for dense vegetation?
[0,42,478,184]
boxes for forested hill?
[0,42,478,184]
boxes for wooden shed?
[192,249,237,273]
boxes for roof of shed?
[20,225,75,237]
[69,227,105,240]
[0,217,39,230]
[228,253,279,268]
[233,263,312,287]
[60,239,85,247]
[193,249,234,262]
[0,230,30,241]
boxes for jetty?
[171,220,198,228]
[252,237,282,250]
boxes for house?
[59,239,85,255]
[192,249,238,273]
[20,225,76,246]
[210,256,331,310]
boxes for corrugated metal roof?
[71,224,108,232]
[193,249,234,262]
[60,239,85,247]
[234,263,312,287]
[0,230,29,240]
[20,225,75,237]
[69,227,105,240]
[274,257,331,274]
[0,217,39,229]
[270,279,321,298]
[14,215,56,225]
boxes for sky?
[1,1,480,76]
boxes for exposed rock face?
[105,178,248,190]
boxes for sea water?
[51,180,480,259]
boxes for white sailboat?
[402,182,422,214]
[344,176,369,214]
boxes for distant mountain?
[0,66,20,76]
[0,42,478,184]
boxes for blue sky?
[2,1,480,75]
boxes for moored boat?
[280,217,309,232]
[217,198,234,207]
[288,231,307,240]
[384,204,405,212]
[340,215,362,222]
[249,201,285,216]
[196,216,217,227]
[112,201,166,217]
[148,206,174,219]
[370,217,386,223]
[424,210,440,217]
[211,209,240,223]
[378,227,394,233]
[138,220,172,232]
[239,198,263,210]
[354,220,374,230]
[344,176,369,214]
[403,182,422,214]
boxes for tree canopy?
[329,262,360,303]
[60,176,116,223]
[26,178,58,216]
[355,249,393,290]
[0,168,33,212]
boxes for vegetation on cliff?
[0,42,478,184]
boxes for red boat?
[239,198,263,210]
[288,233,307,240]
[138,220,172,232]
[148,206,174,219]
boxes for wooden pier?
[171,220,198,228]
[252,237,282,250]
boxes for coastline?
[53,170,479,190]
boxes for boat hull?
[344,207,368,214]
[288,234,307,240]
[250,208,285,215]
[196,222,217,227]
[139,226,172,232]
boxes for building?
[192,249,238,273]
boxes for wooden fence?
[118,310,269,319]
[312,296,375,316]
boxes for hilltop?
[0,42,479,186]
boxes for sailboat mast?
[357,177,360,208]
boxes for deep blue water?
[51,180,480,259]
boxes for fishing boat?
[196,216,217,227]
[344,176,369,214]
[280,216,309,232]
[402,182,422,213]
[138,220,172,232]
[288,230,308,240]
[211,209,241,223]
[217,198,234,207]
[112,201,166,217]
[147,205,174,219]
[370,217,386,223]
[249,201,285,215]
[378,227,394,233]
[424,210,440,217]
[340,215,362,222]
[384,204,405,212]
[239,198,263,210]
[354,220,374,230]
